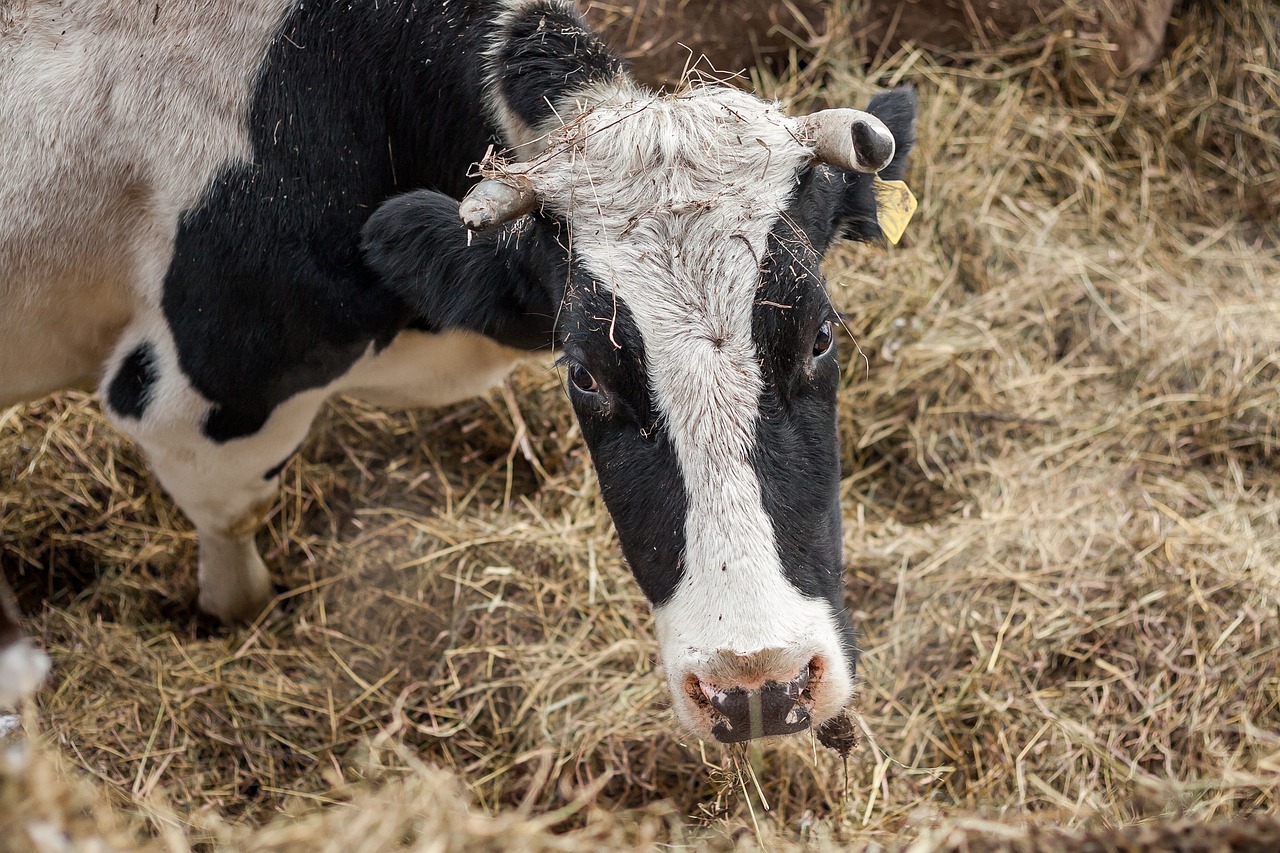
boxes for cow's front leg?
[154,448,278,624]
[103,332,327,623]
[121,393,327,622]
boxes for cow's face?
[475,85,893,742]
[363,82,915,743]
[555,205,852,744]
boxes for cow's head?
[363,0,916,744]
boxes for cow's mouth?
[683,658,825,743]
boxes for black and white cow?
[0,0,915,743]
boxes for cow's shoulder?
[156,1,504,441]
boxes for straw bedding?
[1,0,1277,849]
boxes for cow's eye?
[569,362,600,394]
[812,321,834,358]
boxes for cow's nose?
[690,660,816,743]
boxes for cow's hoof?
[0,639,50,708]
[196,569,274,625]
[202,582,294,631]
[196,540,274,624]
[197,585,274,624]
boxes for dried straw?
[2,0,1277,849]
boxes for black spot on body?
[161,1,586,443]
[106,342,158,419]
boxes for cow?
[0,0,916,744]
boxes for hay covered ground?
[2,0,1278,849]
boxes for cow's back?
[0,0,293,404]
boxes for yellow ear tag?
[873,177,918,245]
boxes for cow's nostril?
[700,663,815,743]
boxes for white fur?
[0,640,50,708]
[339,330,528,409]
[496,81,856,734]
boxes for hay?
[2,0,1278,849]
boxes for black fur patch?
[162,0,636,443]
[560,279,688,608]
[493,1,627,132]
[106,342,159,420]
[161,1,512,443]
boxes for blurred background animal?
[584,0,1176,88]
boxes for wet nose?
[695,661,815,743]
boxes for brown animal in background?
[861,0,1177,83]
[580,0,826,86]
[583,0,1176,88]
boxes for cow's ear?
[791,86,919,253]
[361,190,561,351]
[836,86,918,243]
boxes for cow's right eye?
[569,362,600,394]
[812,320,834,359]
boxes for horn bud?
[458,176,537,231]
[798,108,896,174]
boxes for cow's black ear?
[788,86,919,253]
[836,86,918,244]
[361,190,562,351]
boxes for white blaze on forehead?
[525,83,853,723]
[525,85,807,459]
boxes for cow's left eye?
[812,321,834,358]
[569,362,600,394]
